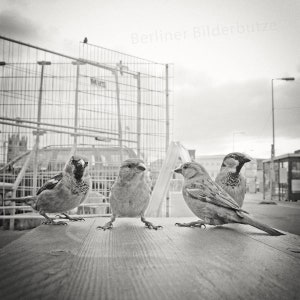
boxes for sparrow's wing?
[186,177,245,212]
[37,172,63,195]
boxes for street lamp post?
[269,77,295,201]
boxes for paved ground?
[170,192,300,235]
[242,193,300,236]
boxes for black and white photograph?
[0,0,299,299]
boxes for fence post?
[165,64,170,216]
[32,61,51,196]
[70,61,85,156]
[136,72,141,158]
[113,70,123,162]
[165,64,170,153]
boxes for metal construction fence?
[0,35,172,222]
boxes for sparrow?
[215,152,251,207]
[174,162,283,236]
[83,37,88,43]
[97,158,162,230]
[4,155,91,225]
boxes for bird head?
[221,152,251,174]
[174,161,209,180]
[119,158,147,181]
[65,155,89,180]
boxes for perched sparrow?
[97,158,162,230]
[174,162,283,236]
[215,152,251,207]
[4,155,91,225]
[83,37,88,43]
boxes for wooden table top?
[0,217,299,300]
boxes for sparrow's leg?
[175,220,206,228]
[56,213,85,222]
[97,215,116,230]
[141,215,163,230]
[40,212,67,225]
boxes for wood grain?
[0,218,299,300]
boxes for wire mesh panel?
[0,36,172,219]
[79,43,170,163]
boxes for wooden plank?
[0,218,299,300]
[226,223,300,258]
[0,219,94,300]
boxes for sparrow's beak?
[137,162,146,171]
[174,166,182,174]
[242,155,252,163]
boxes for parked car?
[0,145,138,201]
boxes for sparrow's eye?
[183,165,187,169]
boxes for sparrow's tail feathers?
[242,215,284,236]
[3,196,37,209]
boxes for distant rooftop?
[263,153,300,163]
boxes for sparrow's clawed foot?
[175,220,206,228]
[56,213,85,222]
[141,216,163,230]
[40,212,68,225]
[42,219,68,226]
[97,222,114,231]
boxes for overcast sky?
[1,0,299,158]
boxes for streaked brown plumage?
[4,155,91,225]
[97,158,162,230]
[215,152,251,207]
[174,162,283,236]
